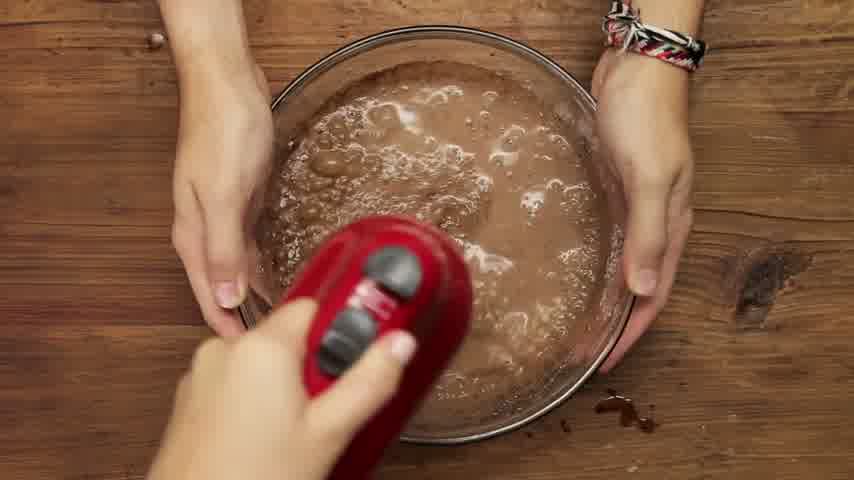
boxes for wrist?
[157,0,258,92]
[592,49,690,119]
[597,48,689,91]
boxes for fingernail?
[387,331,417,366]
[633,269,658,296]
[214,281,242,309]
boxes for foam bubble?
[482,90,499,106]
[413,85,465,106]
[546,178,564,191]
[521,189,545,216]
[558,247,583,265]
[489,151,518,167]
[309,151,347,177]
[460,240,515,274]
[489,124,527,166]
[499,124,526,153]
[549,133,570,151]
[475,174,494,193]
[366,100,421,134]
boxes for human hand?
[591,50,695,372]
[148,299,417,480]
[170,59,273,337]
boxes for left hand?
[147,299,417,480]
[591,50,695,372]
[170,60,273,337]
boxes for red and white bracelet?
[602,0,708,72]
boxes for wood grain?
[1,1,853,479]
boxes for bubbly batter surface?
[258,61,603,430]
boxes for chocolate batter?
[595,389,657,433]
[257,62,604,432]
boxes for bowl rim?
[261,25,634,445]
[271,25,598,111]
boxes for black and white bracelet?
[602,0,708,72]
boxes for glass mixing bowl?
[239,26,633,444]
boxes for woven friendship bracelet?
[602,0,708,72]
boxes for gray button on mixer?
[317,307,378,377]
[363,246,423,300]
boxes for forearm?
[156,0,256,87]
[630,0,705,35]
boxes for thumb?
[307,331,416,446]
[202,200,250,309]
[624,172,671,297]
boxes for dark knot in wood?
[735,249,811,328]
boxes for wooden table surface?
[2,1,853,479]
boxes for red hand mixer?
[251,215,473,479]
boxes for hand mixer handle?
[282,215,473,480]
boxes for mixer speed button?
[317,307,378,377]
[363,246,422,300]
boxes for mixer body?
[280,215,473,479]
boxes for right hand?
[170,61,274,336]
[148,299,417,480]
